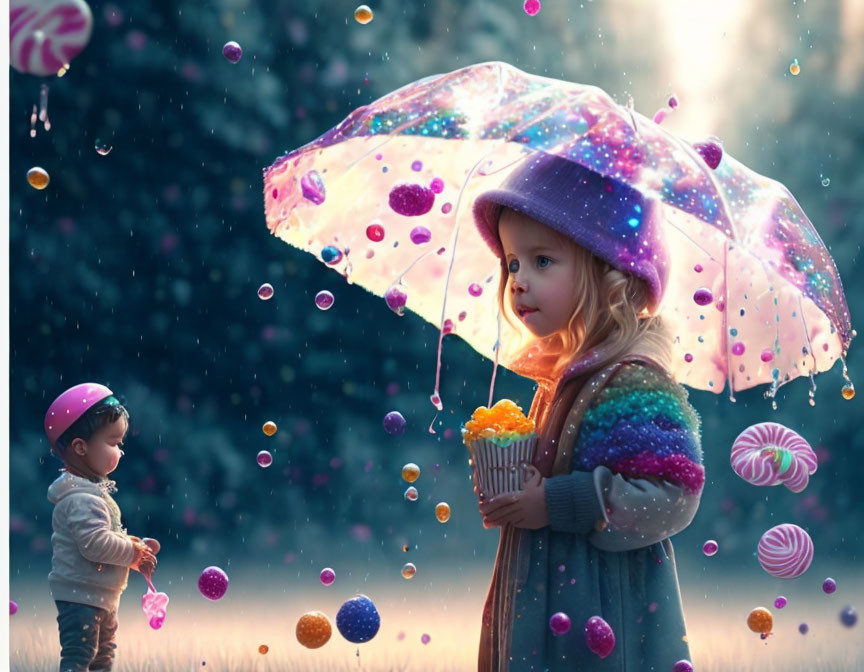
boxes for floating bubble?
[841,382,855,400]
[774,596,787,609]
[523,0,541,16]
[822,577,837,594]
[401,562,417,579]
[366,222,385,241]
[94,139,113,156]
[385,286,407,316]
[296,611,333,648]
[840,605,857,627]
[584,616,615,659]
[549,612,571,636]
[256,450,273,468]
[336,594,380,643]
[435,502,451,523]
[27,166,49,190]
[10,600,18,615]
[262,421,277,436]
[315,290,335,310]
[258,644,269,654]
[354,5,373,24]
[257,283,274,300]
[320,567,336,586]
[747,607,773,634]
[441,202,453,214]
[198,566,229,601]
[301,170,326,205]
[389,183,435,216]
[404,486,418,501]
[798,622,809,634]
[222,41,243,64]
[410,226,432,245]
[402,463,420,483]
[702,540,718,556]
[383,411,406,435]
[421,633,431,645]
[673,662,693,672]
[789,59,800,76]
[821,177,830,187]
[693,287,713,306]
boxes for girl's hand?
[478,466,549,530]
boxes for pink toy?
[44,383,114,447]
[142,576,169,629]
[731,422,818,493]
[10,0,94,77]
[757,524,814,579]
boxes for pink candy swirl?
[10,0,93,77]
[757,524,814,579]
[730,422,817,493]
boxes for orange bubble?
[747,607,773,634]
[842,383,855,400]
[27,167,50,190]
[262,421,277,436]
[435,502,451,523]
[354,5,373,24]
[296,611,332,649]
[258,644,269,654]
[789,60,801,76]
[402,463,420,483]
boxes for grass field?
[9,568,863,671]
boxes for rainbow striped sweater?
[573,362,705,495]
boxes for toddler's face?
[498,209,579,339]
[82,417,128,477]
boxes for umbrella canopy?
[263,61,854,409]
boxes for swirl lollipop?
[731,422,817,493]
[757,524,814,579]
[10,0,94,76]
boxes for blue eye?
[508,259,520,274]
[536,256,551,269]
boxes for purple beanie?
[473,152,669,313]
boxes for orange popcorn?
[462,399,535,444]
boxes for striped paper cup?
[467,435,537,498]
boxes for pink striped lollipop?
[11,0,94,77]
[757,524,814,579]
[730,422,817,493]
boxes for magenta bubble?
[702,539,719,556]
[652,109,667,125]
[366,222,385,242]
[441,202,453,214]
[694,140,723,170]
[301,170,326,205]
[549,612,571,636]
[693,287,713,306]
[383,411,406,435]
[385,286,407,315]
[673,661,693,672]
[315,290,335,311]
[389,183,435,216]
[10,600,18,615]
[198,566,229,600]
[375,153,383,160]
[693,263,703,272]
[257,283,274,301]
[421,633,431,644]
[584,616,615,659]
[524,0,541,16]
[684,353,693,363]
[468,283,483,297]
[761,349,774,362]
[320,567,336,586]
[222,41,242,63]
[822,577,837,594]
[774,596,788,609]
[257,450,273,468]
[410,226,432,245]
[411,160,423,172]
[731,342,746,356]
[429,177,444,193]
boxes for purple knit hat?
[473,152,669,313]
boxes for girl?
[470,152,705,671]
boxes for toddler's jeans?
[55,600,118,672]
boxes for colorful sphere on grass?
[757,524,813,579]
[222,41,242,63]
[336,594,380,643]
[198,566,229,600]
[296,611,332,648]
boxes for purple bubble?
[222,41,242,63]
[731,342,746,356]
[257,450,272,468]
[673,662,693,672]
[584,616,615,659]
[840,605,857,627]
[385,286,407,316]
[822,577,837,594]
[549,612,571,636]
[315,290,335,311]
[389,183,435,216]
[799,622,809,634]
[693,287,713,306]
[10,600,18,615]
[383,411,406,435]
[198,566,229,601]
[684,353,693,363]
[421,633,431,645]
[410,226,431,245]
[301,170,326,205]
[774,596,788,609]
[320,567,336,586]
[411,160,423,172]
[468,283,483,297]
[702,540,718,556]
[668,95,679,109]
[694,140,723,170]
[429,177,444,193]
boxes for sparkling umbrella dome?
[264,61,853,404]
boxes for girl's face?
[78,417,128,477]
[498,209,580,339]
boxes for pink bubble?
[761,349,774,362]
[10,600,18,615]
[774,596,787,609]
[468,283,483,297]
[442,318,454,334]
[458,311,467,321]
[702,539,719,556]
[524,0,541,16]
[693,264,703,273]
[222,41,242,63]
[366,222,385,241]
[652,109,667,125]
[441,202,453,214]
[549,612,571,635]
[320,567,336,586]
[731,342,746,356]
[584,616,615,659]
[410,226,432,244]
[257,450,273,468]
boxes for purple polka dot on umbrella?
[198,566,229,601]
[385,286,407,315]
[693,287,713,306]
[421,633,431,644]
[731,342,746,356]
[301,170,326,205]
[673,661,694,672]
[441,202,453,214]
[383,411,406,435]
[389,183,435,216]
[411,160,423,171]
[761,349,774,362]
[684,353,693,363]
[693,264,703,272]
[694,140,723,170]
[468,283,483,297]
[429,177,444,193]
[410,226,431,245]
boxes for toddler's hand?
[142,538,161,555]
[130,543,158,578]
[478,466,548,530]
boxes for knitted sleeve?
[63,493,137,567]
[544,362,705,550]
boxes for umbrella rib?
[722,243,735,401]
[797,294,818,375]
